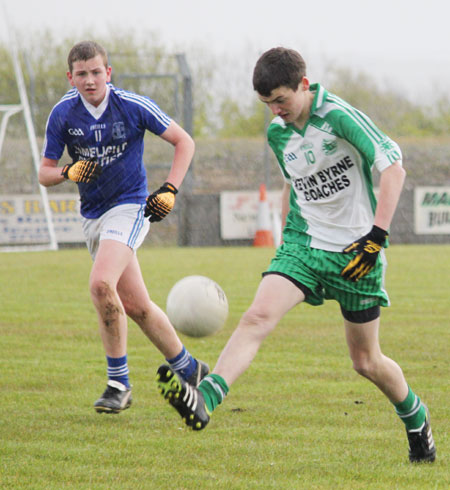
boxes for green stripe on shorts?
[265,242,389,311]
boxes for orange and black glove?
[341,225,388,282]
[144,182,178,222]
[61,159,102,183]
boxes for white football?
[166,275,228,338]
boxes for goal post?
[0,3,58,252]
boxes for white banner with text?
[220,190,282,240]
[0,193,84,244]
[414,187,450,235]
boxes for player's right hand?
[61,159,102,183]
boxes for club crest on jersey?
[379,137,401,163]
[112,121,126,140]
[379,137,395,153]
[322,139,338,155]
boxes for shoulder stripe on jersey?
[112,87,171,127]
[61,87,79,99]
[44,88,80,136]
[52,88,79,108]
[326,94,381,141]
[326,94,384,143]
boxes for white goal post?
[0,2,58,251]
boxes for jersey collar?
[287,83,328,136]
[79,84,111,120]
[309,83,328,114]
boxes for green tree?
[326,67,442,137]
[215,66,450,138]
[0,45,16,105]
[218,98,266,137]
[1,32,449,139]
[0,29,214,136]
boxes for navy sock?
[106,355,130,388]
[166,346,197,381]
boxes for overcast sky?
[2,0,449,104]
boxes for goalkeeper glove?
[61,159,102,183]
[341,225,388,282]
[144,182,178,222]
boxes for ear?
[67,71,75,87]
[106,66,112,83]
[301,76,310,91]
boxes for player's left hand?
[144,182,178,222]
[341,225,388,282]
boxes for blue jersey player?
[39,41,208,413]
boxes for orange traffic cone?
[253,184,274,247]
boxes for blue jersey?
[42,84,171,218]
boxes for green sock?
[394,386,426,431]
[198,374,229,413]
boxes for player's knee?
[352,360,371,379]
[122,300,149,324]
[90,278,114,302]
[240,306,276,338]
[351,354,379,380]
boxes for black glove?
[61,159,102,183]
[144,182,178,222]
[341,225,388,282]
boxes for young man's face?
[67,55,112,107]
[258,77,311,127]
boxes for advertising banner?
[220,190,282,240]
[0,193,84,244]
[414,187,450,235]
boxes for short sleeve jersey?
[268,83,402,252]
[42,83,171,218]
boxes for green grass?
[1,245,448,489]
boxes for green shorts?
[264,242,390,312]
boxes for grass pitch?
[1,245,448,489]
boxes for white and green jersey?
[268,83,402,252]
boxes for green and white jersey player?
[267,82,401,251]
[156,47,436,464]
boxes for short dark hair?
[67,41,108,72]
[252,47,306,96]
